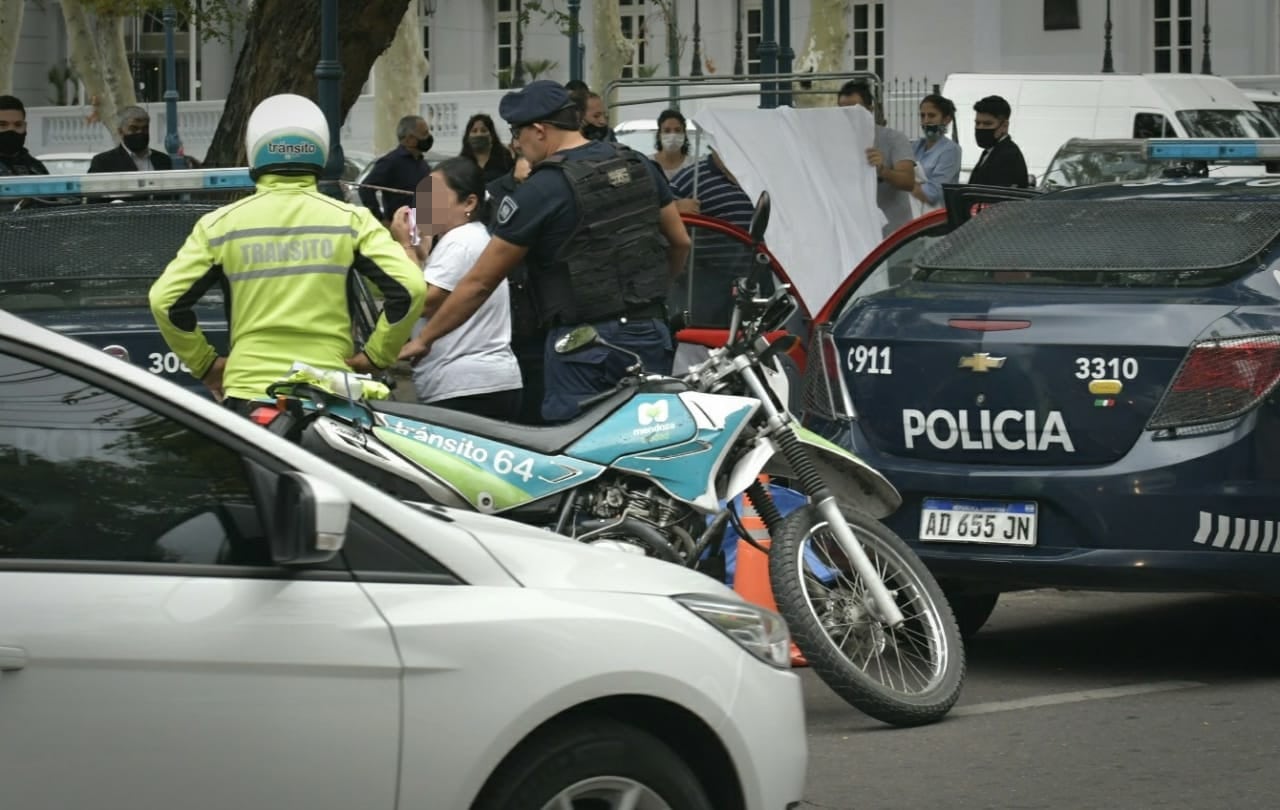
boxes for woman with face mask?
[652,109,695,181]
[459,113,516,184]
[910,93,962,211]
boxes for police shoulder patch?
[497,196,519,225]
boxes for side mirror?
[748,190,771,243]
[554,324,600,354]
[271,471,350,565]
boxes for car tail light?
[250,406,283,427]
[1148,334,1280,430]
[800,326,855,421]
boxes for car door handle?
[0,645,28,672]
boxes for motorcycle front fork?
[736,361,906,628]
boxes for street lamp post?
[666,3,679,108]
[161,4,185,167]
[777,0,793,105]
[568,0,582,82]
[733,0,744,77]
[1101,0,1115,73]
[513,0,526,87]
[316,0,344,200]
[690,0,703,78]
[759,1,778,108]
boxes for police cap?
[500,80,577,128]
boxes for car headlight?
[674,594,792,669]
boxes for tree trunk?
[204,0,412,167]
[94,14,139,116]
[590,0,633,125]
[0,0,23,95]
[61,0,118,138]
[793,0,851,108]
[372,2,428,155]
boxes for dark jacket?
[0,149,49,177]
[359,145,430,221]
[968,135,1030,188]
[88,145,174,173]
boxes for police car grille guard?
[915,199,1280,275]
[0,200,246,283]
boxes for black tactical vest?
[534,144,669,324]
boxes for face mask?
[922,124,944,142]
[413,134,434,153]
[583,124,609,141]
[660,133,685,152]
[0,129,25,155]
[468,135,491,152]
[122,132,150,153]
[975,128,999,149]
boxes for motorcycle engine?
[582,479,700,559]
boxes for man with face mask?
[0,95,49,178]
[968,95,1030,188]
[360,114,433,224]
[89,107,174,173]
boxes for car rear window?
[0,201,232,310]
[914,198,1280,287]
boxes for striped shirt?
[670,156,754,231]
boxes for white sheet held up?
[690,105,886,310]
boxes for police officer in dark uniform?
[400,80,691,424]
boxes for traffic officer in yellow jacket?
[150,93,426,408]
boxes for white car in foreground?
[0,310,807,810]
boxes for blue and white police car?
[803,139,1280,637]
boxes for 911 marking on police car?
[148,352,190,375]
[903,409,1076,452]
[847,345,893,375]
[919,498,1037,546]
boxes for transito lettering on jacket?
[239,239,336,265]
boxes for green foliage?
[73,0,249,43]
[46,62,82,106]
[637,64,661,79]
[521,58,559,80]
[522,0,583,38]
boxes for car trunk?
[836,288,1238,466]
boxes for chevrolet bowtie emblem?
[958,353,1007,372]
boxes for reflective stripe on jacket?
[149,173,426,401]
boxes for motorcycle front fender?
[763,425,902,519]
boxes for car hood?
[423,504,735,598]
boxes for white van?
[941,72,1278,183]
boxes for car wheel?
[941,586,1000,640]
[472,717,714,810]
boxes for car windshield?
[1252,101,1280,133]
[1176,109,1280,138]
[1041,144,1167,189]
[0,277,224,312]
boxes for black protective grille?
[800,328,835,419]
[0,200,244,282]
[916,199,1280,273]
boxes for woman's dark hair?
[433,156,493,227]
[920,93,957,121]
[459,113,515,173]
[654,109,689,155]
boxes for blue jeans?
[543,317,674,423]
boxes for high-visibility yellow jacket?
[149,174,426,401]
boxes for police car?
[802,139,1280,637]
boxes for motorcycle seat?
[369,386,639,456]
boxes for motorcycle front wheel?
[768,503,965,727]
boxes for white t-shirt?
[410,221,522,403]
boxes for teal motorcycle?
[253,194,965,727]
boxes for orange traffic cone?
[733,478,808,668]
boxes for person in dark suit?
[88,106,174,172]
[359,114,433,224]
[968,95,1030,188]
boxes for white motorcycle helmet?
[244,93,330,180]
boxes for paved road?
[798,590,1280,810]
